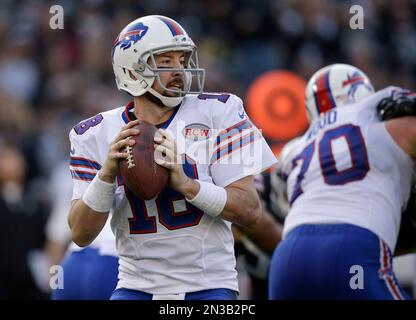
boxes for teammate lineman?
[269,64,416,300]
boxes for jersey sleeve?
[209,94,277,187]
[69,128,103,201]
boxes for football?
[119,121,169,200]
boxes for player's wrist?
[82,173,116,213]
[186,180,227,217]
[99,168,117,183]
[176,177,199,198]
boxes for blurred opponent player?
[232,175,283,300]
[46,161,118,300]
[51,222,118,300]
[269,63,416,299]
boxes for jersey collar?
[121,101,180,129]
[121,101,134,124]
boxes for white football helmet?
[305,63,374,122]
[112,15,205,108]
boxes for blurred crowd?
[0,0,415,299]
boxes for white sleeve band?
[82,173,116,213]
[186,180,227,217]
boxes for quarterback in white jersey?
[269,64,416,300]
[68,15,276,300]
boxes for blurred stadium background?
[0,0,415,299]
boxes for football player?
[67,15,277,300]
[269,63,416,299]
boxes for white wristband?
[186,180,227,217]
[82,173,116,213]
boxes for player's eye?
[159,59,171,65]
[156,55,186,68]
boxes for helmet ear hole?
[128,70,138,81]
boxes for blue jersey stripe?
[71,170,96,181]
[215,120,252,147]
[70,158,101,170]
[211,130,258,163]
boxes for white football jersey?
[281,86,415,251]
[69,93,277,294]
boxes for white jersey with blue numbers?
[281,86,415,251]
[69,93,277,294]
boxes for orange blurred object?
[246,70,308,155]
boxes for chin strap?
[147,87,184,108]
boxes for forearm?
[385,117,416,159]
[221,187,262,227]
[68,200,109,247]
[235,209,282,255]
[68,169,116,246]
[178,178,262,227]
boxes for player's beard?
[145,75,185,108]
[143,89,184,109]
[164,77,185,97]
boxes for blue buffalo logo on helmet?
[111,22,149,61]
[343,71,373,102]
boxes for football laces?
[125,141,135,169]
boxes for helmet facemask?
[132,44,205,108]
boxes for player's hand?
[377,93,416,121]
[153,129,190,191]
[100,119,141,183]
